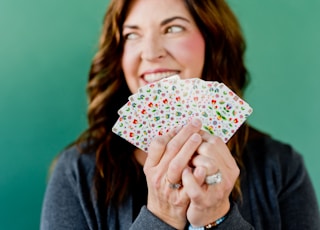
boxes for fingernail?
[191,118,201,127]
[183,167,191,176]
[191,133,201,142]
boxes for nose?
[140,34,166,61]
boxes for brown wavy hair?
[77,0,250,207]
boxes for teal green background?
[0,0,319,229]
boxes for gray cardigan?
[40,135,320,229]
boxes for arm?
[182,131,254,230]
[143,119,204,229]
[142,119,254,229]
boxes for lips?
[143,71,180,83]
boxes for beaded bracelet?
[188,213,228,230]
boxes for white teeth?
[144,72,178,82]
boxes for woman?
[41,0,320,229]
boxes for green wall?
[0,0,319,229]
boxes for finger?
[161,118,202,183]
[192,166,206,185]
[198,131,234,168]
[182,167,203,200]
[164,118,202,159]
[191,154,219,176]
[198,131,225,155]
[144,128,177,169]
[198,132,240,191]
[166,133,202,184]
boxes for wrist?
[188,209,229,230]
[147,205,187,229]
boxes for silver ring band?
[166,174,182,189]
[205,171,222,185]
[168,182,182,189]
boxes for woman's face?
[121,0,205,94]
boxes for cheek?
[121,46,141,93]
[170,34,205,76]
[121,46,136,76]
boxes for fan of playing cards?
[112,75,253,152]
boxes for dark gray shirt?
[40,135,320,229]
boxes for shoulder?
[245,127,302,166]
[240,128,320,229]
[50,143,97,186]
[243,127,307,190]
[41,143,99,229]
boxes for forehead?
[124,0,193,24]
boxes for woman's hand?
[182,131,240,227]
[144,118,203,229]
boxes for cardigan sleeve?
[204,202,254,230]
[131,203,254,230]
[130,206,177,229]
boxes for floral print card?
[112,75,253,152]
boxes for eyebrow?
[160,16,190,26]
[123,16,191,30]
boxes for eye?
[166,25,184,34]
[124,32,139,40]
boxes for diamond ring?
[205,171,222,185]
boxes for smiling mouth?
[144,71,180,83]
